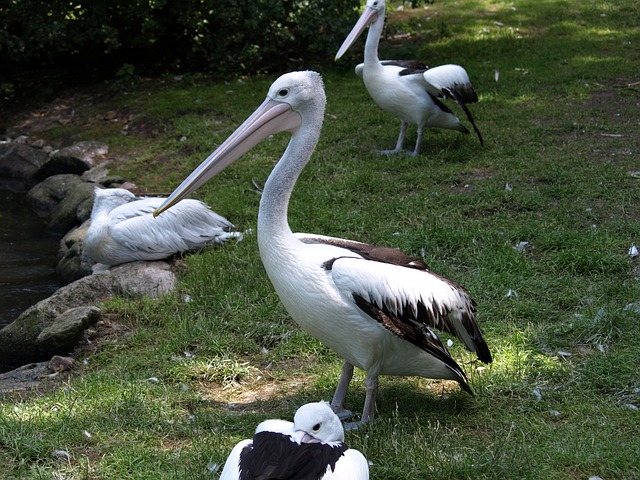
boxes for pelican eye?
[312,423,321,431]
[277,88,289,97]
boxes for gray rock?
[0,260,176,368]
[27,174,86,217]
[57,244,93,282]
[0,142,49,181]
[81,163,131,188]
[47,182,96,233]
[33,141,108,181]
[81,163,110,183]
[76,193,94,221]
[110,261,177,298]
[0,306,59,367]
[36,306,101,354]
[0,276,116,367]
[0,176,28,193]
[0,362,54,394]
[81,163,109,183]
[41,270,120,316]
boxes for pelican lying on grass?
[219,401,369,480]
[335,0,483,156]
[84,187,241,266]
[154,71,492,424]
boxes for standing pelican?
[84,187,241,266]
[219,401,369,480]
[335,0,483,156]
[154,71,492,424]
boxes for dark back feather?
[381,59,429,75]
[239,432,348,480]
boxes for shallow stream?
[0,189,63,328]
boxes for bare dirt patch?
[199,357,318,414]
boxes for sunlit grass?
[168,356,254,387]
[1,0,639,478]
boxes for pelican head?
[91,187,139,216]
[291,401,345,444]
[335,0,386,60]
[154,71,325,217]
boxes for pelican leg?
[344,373,378,430]
[411,126,424,157]
[331,361,354,420]
[361,374,378,423]
[380,121,407,155]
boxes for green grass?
[2,0,640,478]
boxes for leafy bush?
[0,0,360,76]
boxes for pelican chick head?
[292,401,345,445]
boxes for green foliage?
[0,0,360,76]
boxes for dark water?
[0,189,63,328]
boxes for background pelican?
[335,0,483,156]
[154,71,492,424]
[84,187,241,266]
[219,401,369,480]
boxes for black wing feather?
[440,87,483,146]
[301,235,429,270]
[353,293,472,394]
[239,432,348,480]
[301,234,492,364]
[381,59,429,76]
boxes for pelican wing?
[109,198,161,224]
[321,253,491,364]
[356,59,430,84]
[422,64,483,145]
[335,449,371,480]
[296,232,428,269]
[109,199,237,256]
[219,439,252,480]
[353,289,472,394]
[422,64,477,101]
[381,59,429,76]
[361,59,429,80]
[239,431,349,480]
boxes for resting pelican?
[84,187,241,266]
[154,71,492,424]
[219,401,369,480]
[335,0,483,156]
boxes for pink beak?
[154,98,301,217]
[335,6,379,60]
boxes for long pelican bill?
[153,99,301,217]
[335,6,378,60]
[293,430,322,445]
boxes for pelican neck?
[364,9,386,65]
[257,113,323,246]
